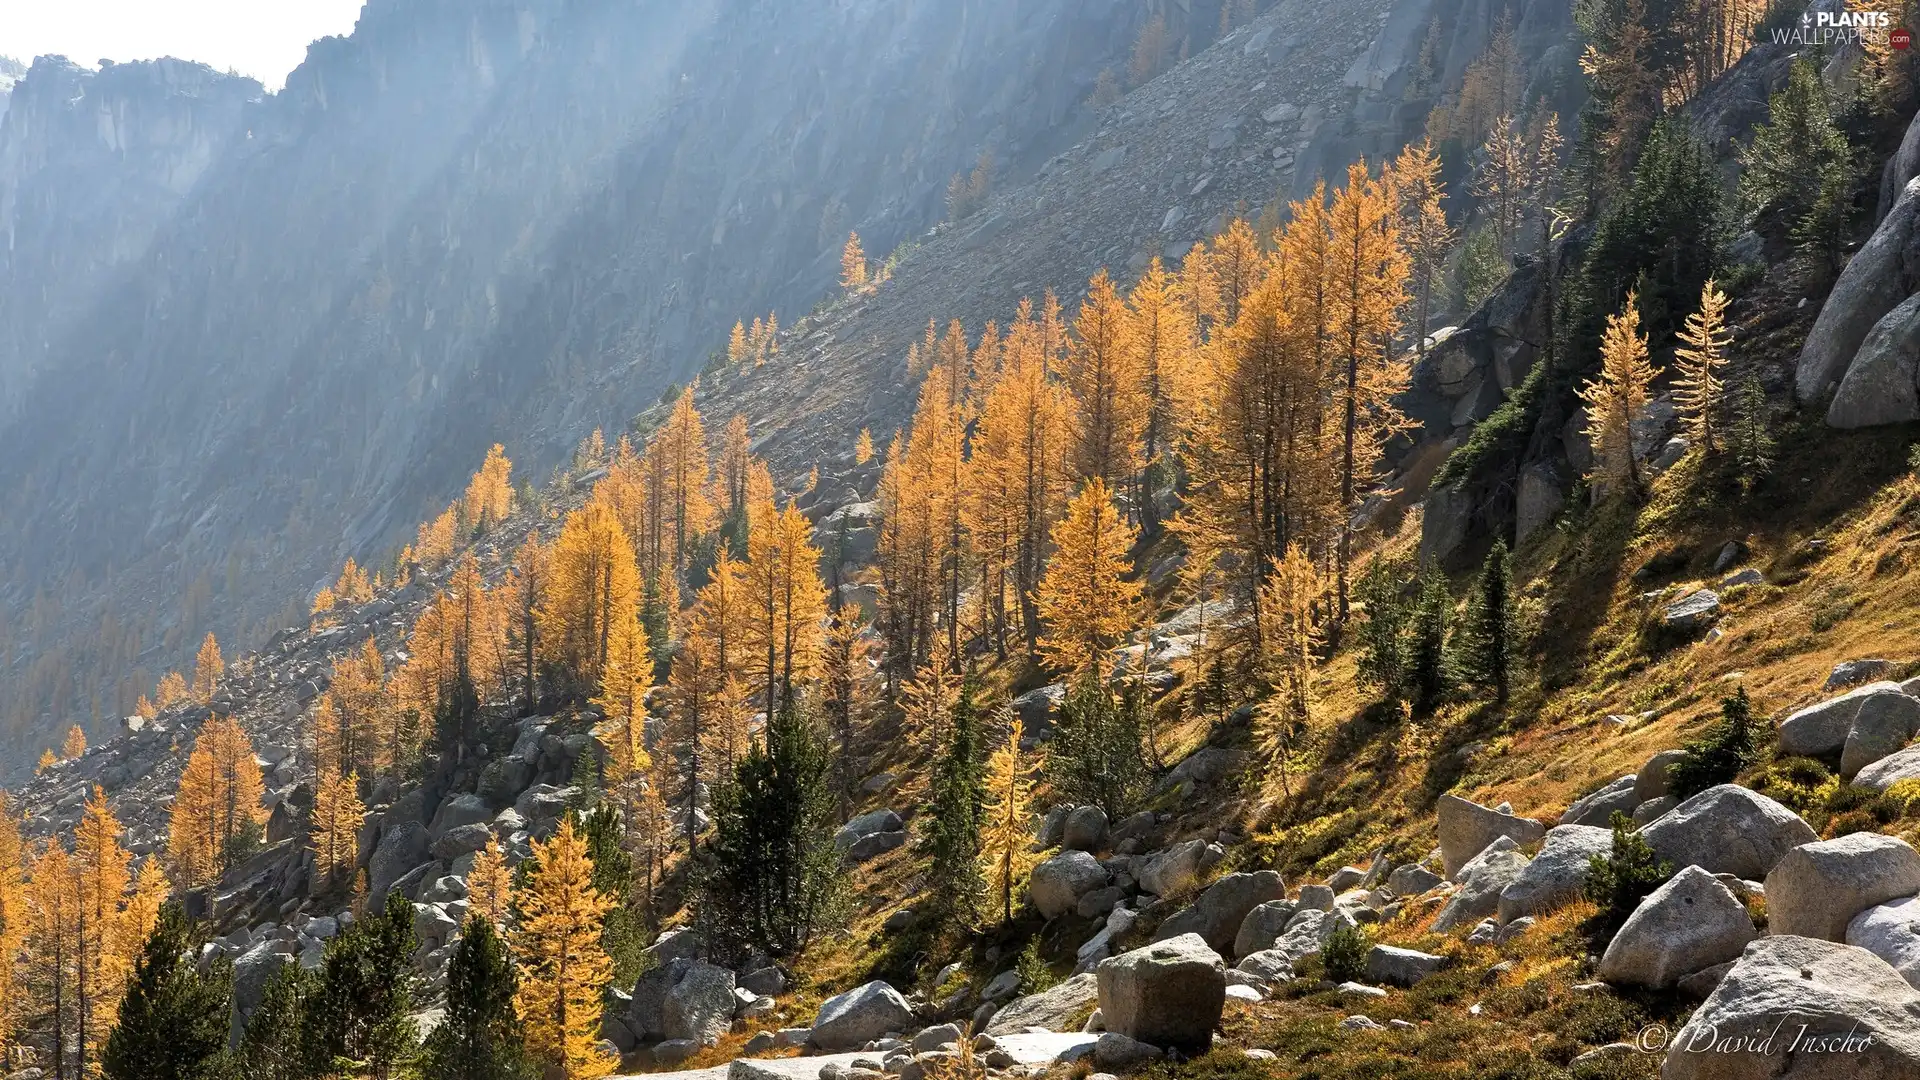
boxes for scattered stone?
[1233,899,1301,958]
[1663,590,1721,633]
[1365,946,1445,987]
[1634,750,1690,803]
[1596,867,1756,988]
[1433,837,1529,932]
[1339,1015,1382,1031]
[984,972,1097,1035]
[1640,785,1817,880]
[910,1024,963,1052]
[1136,839,1224,897]
[1154,871,1285,956]
[1498,824,1612,923]
[1296,884,1335,912]
[1095,934,1226,1053]
[1062,806,1109,852]
[1030,851,1110,919]
[1766,832,1920,941]
[1386,865,1443,897]
[1435,795,1545,878]
[1632,795,1678,825]
[1779,682,1910,757]
[834,809,905,853]
[1848,895,1920,989]
[1855,744,1920,791]
[1664,935,1920,1080]
[1092,1032,1162,1069]
[808,981,915,1051]
[1561,776,1641,828]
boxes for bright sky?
[0,0,366,90]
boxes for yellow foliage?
[311,767,365,892]
[841,231,868,290]
[512,819,617,1080]
[1579,291,1656,495]
[416,504,461,570]
[154,671,188,710]
[981,718,1039,925]
[1675,279,1732,454]
[1034,477,1143,676]
[539,502,644,696]
[61,725,86,761]
[192,632,224,705]
[462,443,515,532]
[467,842,514,928]
[167,715,264,888]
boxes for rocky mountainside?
[0,0,1162,771]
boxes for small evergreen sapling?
[1583,812,1674,949]
[1667,688,1764,801]
[421,917,533,1080]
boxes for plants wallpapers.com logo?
[1768,9,1909,48]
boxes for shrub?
[1582,813,1673,949]
[1322,925,1370,984]
[1015,938,1056,995]
[1666,688,1764,800]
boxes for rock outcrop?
[1095,934,1227,1053]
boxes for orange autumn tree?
[0,793,25,1057]
[191,632,224,704]
[61,725,86,761]
[1034,478,1144,676]
[313,638,389,781]
[25,841,78,1080]
[167,715,265,888]
[154,671,189,710]
[466,842,515,928]
[840,231,868,290]
[310,766,365,894]
[512,819,617,1080]
[741,494,828,719]
[72,787,131,1073]
[1062,270,1147,493]
[539,501,644,700]
[462,443,515,533]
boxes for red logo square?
[1894,27,1913,50]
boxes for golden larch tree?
[1674,279,1731,454]
[155,671,188,710]
[728,320,748,365]
[313,638,388,781]
[334,557,374,605]
[512,818,617,1080]
[167,715,265,888]
[463,444,515,532]
[466,842,514,928]
[1579,291,1656,496]
[0,793,26,1057]
[72,787,131,1073]
[538,502,644,698]
[61,725,86,762]
[980,717,1038,925]
[191,632,225,705]
[116,858,169,970]
[741,496,828,719]
[26,840,78,1080]
[854,428,875,465]
[1034,478,1144,676]
[310,767,365,894]
[1255,545,1321,796]
[1327,160,1411,621]
[35,750,55,775]
[1124,257,1195,529]
[1063,271,1148,492]
[415,504,461,569]
[841,232,868,290]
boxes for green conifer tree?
[419,917,533,1080]
[1045,677,1150,821]
[701,701,846,958]
[103,903,235,1080]
[1728,376,1775,496]
[1353,556,1413,703]
[240,962,318,1080]
[1741,59,1855,276]
[919,679,987,926]
[1463,541,1515,704]
[303,890,420,1077]
[572,802,647,986]
[1408,570,1454,718]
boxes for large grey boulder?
[1830,293,1920,429]
[1766,832,1920,942]
[1849,896,1920,990]
[1062,806,1109,852]
[1365,945,1446,987]
[1136,838,1224,897]
[1386,864,1444,897]
[1596,866,1755,988]
[1435,795,1544,878]
[1153,871,1285,956]
[1095,934,1226,1053]
[834,808,904,853]
[1561,776,1640,828]
[1233,900,1301,959]
[1844,690,1920,778]
[808,981,915,1050]
[1433,836,1529,932]
[984,972,1098,1035]
[1029,850,1109,919]
[1663,590,1720,633]
[1881,107,1920,223]
[430,822,494,861]
[1858,744,1920,791]
[1640,785,1817,880]
[1264,907,1355,965]
[1801,175,1920,405]
[1498,824,1612,922]
[627,958,693,1041]
[664,962,739,1046]
[1779,681,1909,757]
[429,793,495,838]
[1663,935,1920,1080]
[368,822,431,901]
[1634,750,1689,803]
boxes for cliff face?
[0,0,1147,769]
